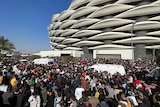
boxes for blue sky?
[0,0,72,53]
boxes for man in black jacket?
[46,89,55,107]
[0,91,3,107]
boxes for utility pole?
[131,22,135,72]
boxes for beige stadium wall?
[38,50,83,57]
[72,51,84,57]
[93,49,132,59]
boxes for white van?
[88,64,126,75]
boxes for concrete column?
[104,40,112,44]
[103,28,113,32]
[103,15,113,19]
[139,0,151,5]
[82,37,88,41]
[68,44,72,47]
[82,46,90,57]
[136,17,148,22]
[135,44,146,59]
[135,31,147,37]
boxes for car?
[146,67,160,80]
[19,59,28,62]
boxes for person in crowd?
[117,92,132,107]
[113,84,123,100]
[84,78,91,97]
[40,84,47,107]
[0,90,3,107]
[97,95,109,107]
[96,88,109,107]
[142,92,151,107]
[0,56,160,107]
[89,91,99,107]
[154,94,160,107]
[25,85,38,101]
[135,95,149,107]
[55,74,62,91]
[2,71,9,85]
[0,71,3,85]
[45,88,55,107]
[54,88,62,107]
[78,91,92,107]
[78,91,88,105]
[64,83,72,107]
[28,92,41,107]
[81,76,87,90]
[2,85,13,107]
[89,76,96,91]
[15,87,25,107]
[10,75,17,87]
[105,83,115,99]
[75,83,85,102]
[69,95,78,107]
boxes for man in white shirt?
[74,84,84,101]
[28,92,41,107]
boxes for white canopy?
[88,64,126,75]
[33,58,54,65]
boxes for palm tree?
[0,36,15,52]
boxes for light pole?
[153,48,155,61]
[131,21,135,71]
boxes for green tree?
[0,36,15,52]
[29,55,41,60]
[63,56,75,62]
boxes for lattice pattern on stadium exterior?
[48,0,160,52]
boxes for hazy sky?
[0,0,72,53]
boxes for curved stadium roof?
[48,0,160,52]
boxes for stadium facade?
[48,0,160,59]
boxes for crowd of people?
[0,56,160,107]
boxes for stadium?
[48,0,160,59]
